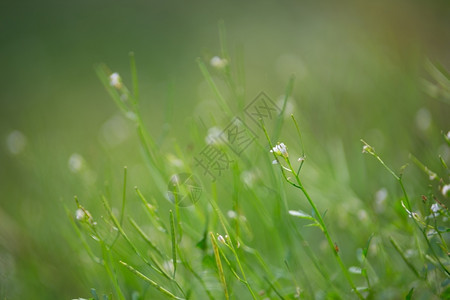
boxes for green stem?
[285,158,364,299]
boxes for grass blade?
[210,232,229,300]
[170,210,177,279]
[120,261,184,300]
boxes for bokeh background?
[1,0,449,298]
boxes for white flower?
[415,108,431,131]
[298,156,305,162]
[6,130,27,155]
[75,209,85,220]
[210,56,228,69]
[68,153,84,173]
[241,170,258,187]
[362,145,370,153]
[109,72,122,88]
[442,184,450,197]
[217,235,226,244]
[446,131,450,140]
[272,160,278,165]
[270,142,288,157]
[348,266,362,274]
[205,127,223,145]
[357,209,368,221]
[227,210,237,219]
[431,203,441,213]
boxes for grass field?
[1,1,449,299]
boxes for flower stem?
[285,158,364,299]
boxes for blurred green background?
[1,0,450,298]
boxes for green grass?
[67,31,450,299]
[2,6,450,299]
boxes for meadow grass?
[69,31,450,300]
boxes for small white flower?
[427,229,438,237]
[227,210,237,219]
[241,170,258,187]
[442,184,450,197]
[362,145,370,153]
[298,156,305,162]
[357,209,368,221]
[120,93,128,102]
[68,153,84,173]
[210,56,228,69]
[76,207,94,224]
[348,266,362,274]
[415,108,431,131]
[75,209,85,220]
[288,210,311,218]
[431,203,440,213]
[446,131,450,140]
[270,142,288,157]
[217,235,226,244]
[109,72,122,88]
[404,249,417,258]
[6,130,27,155]
[205,126,224,145]
[272,160,278,165]
[125,111,137,121]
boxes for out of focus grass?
[0,1,449,299]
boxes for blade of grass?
[129,52,139,108]
[273,75,295,141]
[389,237,421,279]
[128,216,166,259]
[196,57,233,117]
[169,210,178,280]
[210,232,229,300]
[120,261,185,300]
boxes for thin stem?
[264,127,362,297]
[287,157,363,299]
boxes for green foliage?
[68,37,449,299]
[2,4,450,299]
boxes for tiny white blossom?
[205,127,223,145]
[298,156,305,162]
[362,145,370,153]
[427,229,438,237]
[446,131,450,140]
[6,130,27,155]
[68,153,84,173]
[272,160,278,165]
[431,203,441,213]
[125,111,137,121]
[270,142,288,157]
[210,56,228,69]
[404,249,417,258]
[217,235,226,244]
[357,209,368,221]
[227,210,237,219]
[75,209,85,220]
[109,72,122,88]
[241,170,258,187]
[348,266,362,274]
[442,184,450,197]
